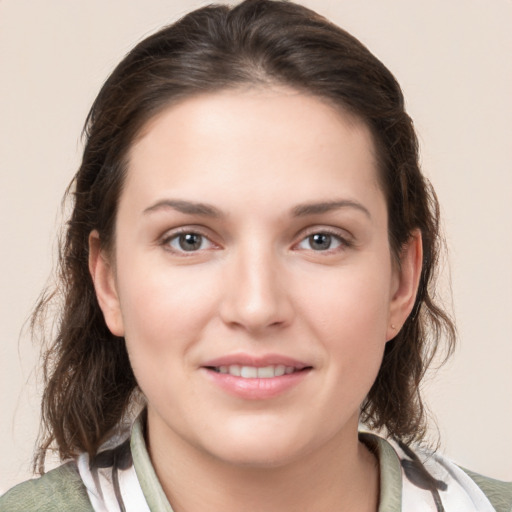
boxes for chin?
[210,440,305,469]
[201,419,318,469]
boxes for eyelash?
[160,227,352,255]
[295,228,352,253]
[161,228,218,255]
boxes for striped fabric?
[73,415,509,512]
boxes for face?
[91,87,420,468]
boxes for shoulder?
[0,462,93,512]
[394,437,512,512]
[462,468,512,512]
[361,432,512,512]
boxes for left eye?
[166,232,214,252]
[297,232,343,251]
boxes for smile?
[208,364,303,378]
[202,356,312,399]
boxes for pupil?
[310,233,331,250]
[179,233,202,251]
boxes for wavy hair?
[34,0,455,472]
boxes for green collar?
[131,417,174,512]
[360,432,402,512]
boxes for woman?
[1,1,510,511]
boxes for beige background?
[1,0,511,492]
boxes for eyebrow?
[143,199,223,217]
[142,198,371,219]
[291,199,371,218]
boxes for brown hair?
[34,0,455,472]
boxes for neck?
[146,414,379,512]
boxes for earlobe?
[386,230,423,341]
[88,230,125,337]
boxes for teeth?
[257,366,274,378]
[274,365,286,377]
[229,364,241,376]
[215,364,298,378]
[240,366,258,378]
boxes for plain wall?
[1,0,511,492]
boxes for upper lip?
[201,353,311,370]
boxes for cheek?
[115,258,219,367]
[298,263,392,379]
[302,267,392,337]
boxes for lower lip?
[202,368,311,400]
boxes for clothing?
[1,416,511,512]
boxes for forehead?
[123,87,383,217]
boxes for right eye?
[164,232,215,253]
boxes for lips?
[209,364,300,378]
[202,353,310,369]
[201,354,312,399]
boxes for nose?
[219,243,294,333]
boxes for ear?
[386,230,423,341]
[88,230,125,337]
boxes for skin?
[89,87,422,512]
